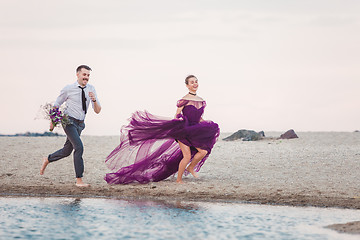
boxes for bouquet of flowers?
[40,103,70,131]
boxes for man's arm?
[53,86,68,107]
[93,100,101,114]
[89,91,101,114]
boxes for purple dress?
[105,99,220,184]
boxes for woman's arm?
[174,106,184,119]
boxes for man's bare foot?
[40,157,49,175]
[76,178,90,187]
[186,167,198,178]
[75,183,90,188]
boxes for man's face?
[77,68,91,87]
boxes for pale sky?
[1,0,359,135]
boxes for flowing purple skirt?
[105,111,219,184]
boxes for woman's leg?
[176,141,191,183]
[186,147,208,178]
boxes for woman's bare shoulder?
[181,94,204,101]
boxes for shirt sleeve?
[176,99,188,108]
[53,85,68,107]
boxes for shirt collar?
[75,82,87,88]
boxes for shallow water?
[0,197,359,240]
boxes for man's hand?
[89,92,101,114]
[89,92,96,102]
[49,121,54,131]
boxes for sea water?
[0,197,359,240]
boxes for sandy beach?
[1,132,359,234]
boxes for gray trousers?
[48,118,85,178]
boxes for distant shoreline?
[0,132,64,137]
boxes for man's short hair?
[76,65,92,72]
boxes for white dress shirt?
[54,82,100,121]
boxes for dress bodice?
[177,99,206,125]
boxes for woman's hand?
[174,113,183,120]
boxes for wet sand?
[326,221,360,235]
[0,132,359,234]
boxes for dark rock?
[223,129,265,141]
[279,129,298,139]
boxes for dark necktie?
[79,86,87,114]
